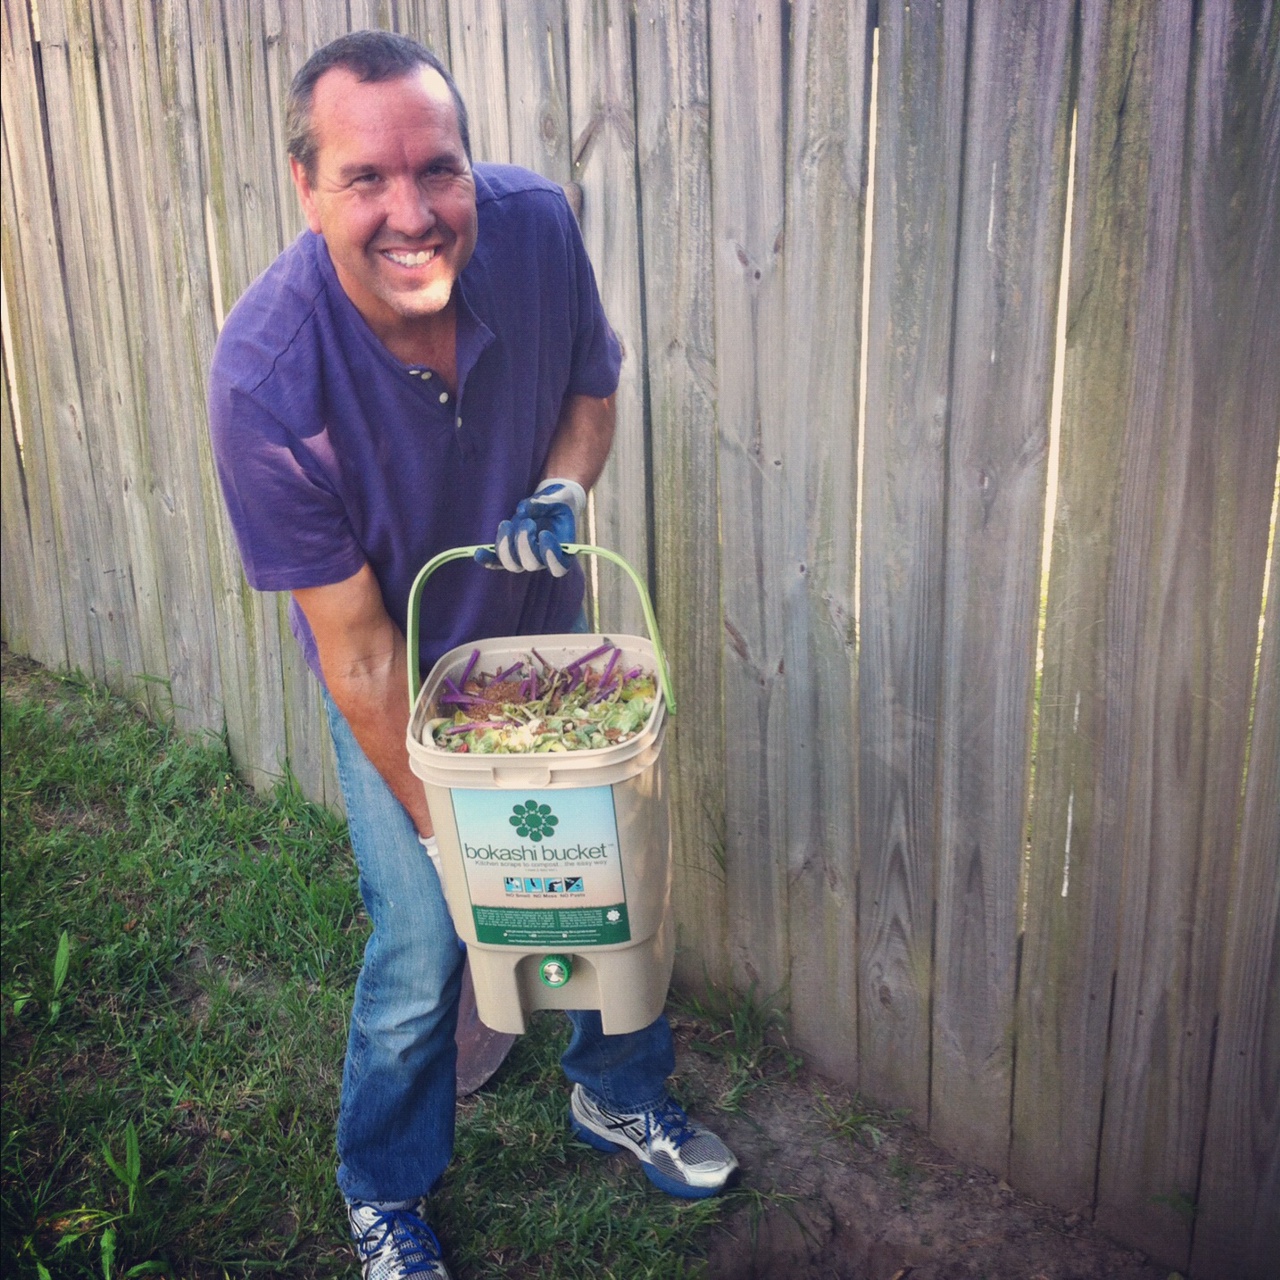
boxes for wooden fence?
[2,1,1277,1274]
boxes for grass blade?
[100,1227,116,1280]
[52,931,71,997]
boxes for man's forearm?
[541,393,616,491]
[294,565,435,837]
[322,635,435,837]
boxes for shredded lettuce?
[430,644,656,754]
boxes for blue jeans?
[323,688,674,1204]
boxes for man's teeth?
[386,249,436,266]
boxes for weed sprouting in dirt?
[814,1092,905,1151]
[676,983,802,1112]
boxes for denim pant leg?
[561,1009,675,1112]
[324,689,464,1205]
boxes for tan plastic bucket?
[405,546,676,1035]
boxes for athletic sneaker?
[569,1083,740,1199]
[347,1199,451,1280]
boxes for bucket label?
[450,786,630,946]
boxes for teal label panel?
[451,786,630,946]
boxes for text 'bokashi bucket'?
[406,545,676,1035]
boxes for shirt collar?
[312,231,494,394]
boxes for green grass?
[675,984,800,1113]
[813,1091,905,1152]
[1,664,727,1279]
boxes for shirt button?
[439,391,448,404]
[456,416,463,428]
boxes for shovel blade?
[455,954,517,1096]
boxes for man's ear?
[290,156,323,234]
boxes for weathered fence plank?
[777,0,873,1082]
[1093,0,1280,1261]
[506,0,570,181]
[634,0,729,988]
[449,0,510,163]
[346,0,405,33]
[1192,551,1280,1278]
[1182,11,1280,1276]
[0,313,38,661]
[190,0,292,790]
[929,0,1074,1171]
[568,0,648,637]
[279,591,342,809]
[399,0,452,53]
[28,0,155,698]
[1,1,68,671]
[857,0,968,1119]
[1011,0,1164,1214]
[91,0,226,734]
[1188,17,1280,1273]
[260,1,314,254]
[709,0,790,1000]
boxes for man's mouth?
[383,247,438,267]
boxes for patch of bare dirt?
[667,1015,1171,1280]
[1,644,61,703]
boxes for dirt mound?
[668,1014,1171,1280]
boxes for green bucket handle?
[406,544,676,715]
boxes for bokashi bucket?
[405,545,676,1035]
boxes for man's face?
[290,66,478,343]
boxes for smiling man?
[207,30,736,1280]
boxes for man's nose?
[385,176,435,237]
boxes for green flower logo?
[510,800,559,842]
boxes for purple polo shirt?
[208,164,621,684]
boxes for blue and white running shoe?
[347,1199,450,1279]
[570,1083,740,1199]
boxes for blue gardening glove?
[475,479,586,578]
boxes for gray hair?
[285,30,471,179]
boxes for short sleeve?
[207,376,366,594]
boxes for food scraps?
[430,642,656,754]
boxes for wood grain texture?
[91,0,226,735]
[1180,11,1280,1275]
[346,0,403,33]
[930,0,1073,1170]
[568,0,648,637]
[1010,0,1162,1214]
[400,0,452,54]
[506,0,570,182]
[0,2,68,670]
[28,0,154,697]
[1092,0,1280,1263]
[190,0,291,790]
[0,301,38,658]
[778,0,873,1084]
[857,0,968,1119]
[1192,519,1280,1279]
[449,0,510,164]
[260,0,314,254]
[709,0,790,1000]
[279,591,342,810]
[633,0,729,989]
[1186,13,1280,1271]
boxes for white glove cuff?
[419,833,441,872]
[537,477,587,533]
